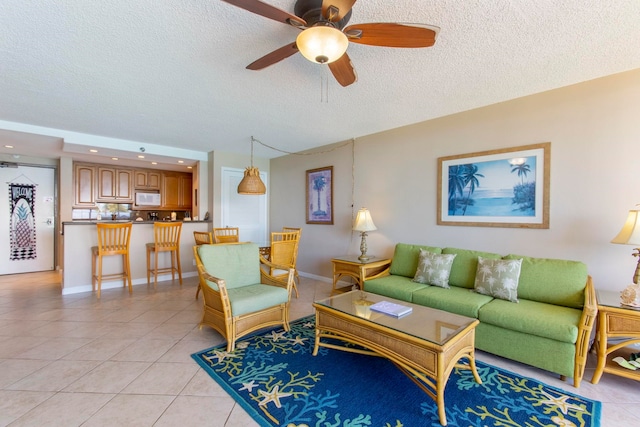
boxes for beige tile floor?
[0,271,638,426]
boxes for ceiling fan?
[221,0,439,87]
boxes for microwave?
[135,192,161,206]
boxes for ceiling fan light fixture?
[296,24,348,64]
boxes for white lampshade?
[353,208,377,232]
[611,210,640,246]
[296,25,348,64]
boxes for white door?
[221,167,268,244]
[0,165,56,274]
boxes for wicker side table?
[330,256,391,295]
[591,289,640,384]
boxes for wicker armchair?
[194,242,294,351]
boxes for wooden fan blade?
[344,23,439,47]
[221,0,306,27]
[246,43,299,70]
[322,0,357,22]
[328,53,357,87]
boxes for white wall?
[270,68,640,292]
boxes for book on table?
[369,300,412,318]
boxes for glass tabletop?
[314,290,477,345]
[597,289,640,311]
[331,255,387,264]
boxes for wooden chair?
[213,227,239,243]
[91,222,133,299]
[193,231,213,245]
[146,222,183,287]
[266,231,301,298]
[193,242,294,351]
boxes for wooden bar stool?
[91,222,133,299]
[146,222,183,287]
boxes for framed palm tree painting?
[437,143,550,228]
[306,166,333,224]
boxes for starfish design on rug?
[257,385,292,408]
[289,336,307,346]
[269,330,287,342]
[204,350,238,364]
[538,390,586,415]
[239,380,259,392]
[302,321,314,328]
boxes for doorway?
[0,165,56,274]
[221,167,268,244]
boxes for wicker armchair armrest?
[260,255,294,292]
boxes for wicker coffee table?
[313,291,481,426]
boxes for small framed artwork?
[306,166,333,224]
[437,142,550,228]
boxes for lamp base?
[358,254,371,262]
[358,231,370,262]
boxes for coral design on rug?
[192,316,600,427]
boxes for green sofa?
[363,243,597,387]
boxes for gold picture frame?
[437,142,550,228]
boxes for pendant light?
[237,136,266,195]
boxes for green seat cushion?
[503,255,588,308]
[226,284,289,316]
[389,243,442,278]
[364,275,428,302]
[478,298,581,343]
[197,243,260,289]
[411,286,493,318]
[442,247,502,289]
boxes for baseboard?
[61,271,198,295]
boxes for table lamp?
[611,209,640,306]
[353,208,377,261]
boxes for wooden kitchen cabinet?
[74,163,97,207]
[161,172,192,209]
[134,170,161,190]
[96,167,133,202]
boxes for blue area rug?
[192,316,601,427]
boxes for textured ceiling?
[1,0,639,162]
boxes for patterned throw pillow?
[413,250,457,288]
[474,256,523,303]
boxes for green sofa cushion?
[503,255,587,308]
[411,286,494,318]
[478,298,581,344]
[389,243,442,278]
[442,247,502,289]
[364,275,428,302]
[227,284,289,316]
[197,243,261,289]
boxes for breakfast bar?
[61,220,210,295]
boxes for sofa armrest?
[361,259,392,281]
[573,275,598,387]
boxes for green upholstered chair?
[193,242,294,351]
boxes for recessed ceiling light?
[151,162,157,165]
[4,145,14,148]
[187,166,193,169]
[89,149,98,153]
[178,160,184,164]
[137,155,145,159]
[112,157,118,160]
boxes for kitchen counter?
[61,220,209,295]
